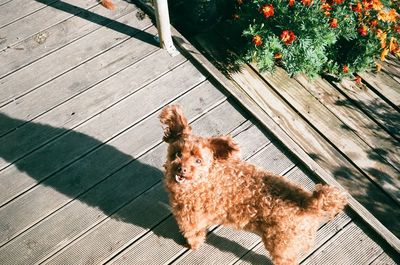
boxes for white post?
[154,0,179,56]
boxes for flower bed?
[234,0,400,78]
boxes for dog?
[159,105,347,265]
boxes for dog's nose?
[177,166,187,175]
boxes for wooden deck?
[0,0,399,264]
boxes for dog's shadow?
[0,113,268,263]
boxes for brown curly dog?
[159,105,347,265]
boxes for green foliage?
[235,0,400,78]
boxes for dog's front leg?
[174,213,207,250]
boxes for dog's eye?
[195,158,202,164]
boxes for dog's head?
[160,105,240,184]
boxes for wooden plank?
[0,5,152,106]
[370,251,400,265]
[385,56,400,77]
[257,67,400,204]
[0,0,59,28]
[0,61,207,245]
[0,0,14,6]
[173,227,260,265]
[332,78,400,141]
[0,2,136,78]
[358,71,400,108]
[0,26,159,138]
[35,105,257,265]
[249,142,295,174]
[0,83,229,265]
[108,140,294,265]
[0,0,98,50]
[184,31,400,251]
[295,75,400,173]
[0,51,186,206]
[302,222,384,265]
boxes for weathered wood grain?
[0,26,159,137]
[0,84,229,265]
[0,0,99,50]
[258,67,400,203]
[0,0,59,28]
[0,51,186,206]
[295,75,400,173]
[0,2,137,78]
[302,222,384,264]
[370,251,400,265]
[358,71,400,108]
[332,78,400,141]
[0,61,207,245]
[0,0,14,7]
[0,6,152,106]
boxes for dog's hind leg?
[261,233,300,265]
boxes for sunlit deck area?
[0,0,399,264]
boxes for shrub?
[234,0,400,78]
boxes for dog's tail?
[309,184,347,218]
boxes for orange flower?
[376,29,387,48]
[274,53,283,59]
[377,9,398,22]
[355,76,362,85]
[329,18,338,28]
[334,0,344,4]
[369,20,378,27]
[237,0,244,5]
[362,0,373,10]
[342,64,349,73]
[260,4,274,18]
[321,3,331,11]
[386,9,398,23]
[280,30,296,45]
[395,24,400,33]
[301,0,313,6]
[357,25,368,36]
[288,0,295,7]
[252,35,263,46]
[389,37,399,53]
[381,48,389,61]
[351,2,362,12]
[372,0,383,11]
[377,10,386,21]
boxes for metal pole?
[154,0,179,56]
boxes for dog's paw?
[187,236,204,250]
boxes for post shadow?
[34,0,159,47]
[0,113,270,262]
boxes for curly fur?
[160,105,348,265]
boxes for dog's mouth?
[175,174,186,184]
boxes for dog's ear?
[208,136,240,160]
[159,105,192,143]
